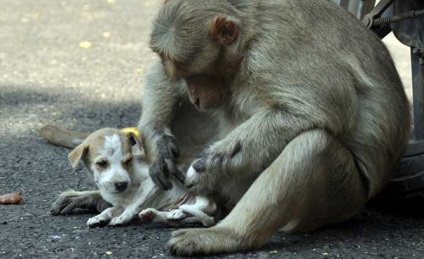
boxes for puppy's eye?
[122,156,133,166]
[96,160,108,168]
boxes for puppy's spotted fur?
[60,128,216,227]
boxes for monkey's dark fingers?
[159,135,180,158]
[154,174,173,191]
[149,160,172,190]
[50,197,73,215]
[174,169,186,184]
[50,202,67,215]
[164,157,186,184]
[167,139,180,158]
[60,202,78,215]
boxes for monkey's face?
[185,75,229,112]
[150,0,239,111]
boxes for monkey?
[140,0,411,255]
[50,0,411,256]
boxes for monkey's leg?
[50,190,111,215]
[169,129,368,255]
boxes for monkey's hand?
[186,110,314,194]
[148,133,186,190]
[50,190,110,215]
[185,142,240,194]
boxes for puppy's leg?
[166,209,186,221]
[109,182,161,226]
[50,190,110,215]
[109,202,142,226]
[87,207,123,227]
[178,196,216,226]
[139,208,182,226]
[169,129,368,255]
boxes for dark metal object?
[389,48,424,198]
[331,0,376,19]
[364,0,424,198]
[362,0,394,38]
[392,0,424,48]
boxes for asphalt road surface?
[1,1,423,258]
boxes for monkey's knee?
[278,129,369,232]
[221,129,368,239]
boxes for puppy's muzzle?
[114,182,128,192]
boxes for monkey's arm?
[138,60,187,190]
[188,109,316,190]
[50,190,111,215]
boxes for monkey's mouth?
[185,75,223,112]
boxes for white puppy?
[67,128,216,227]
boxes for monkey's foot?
[168,227,246,256]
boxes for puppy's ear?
[127,132,143,151]
[68,144,89,169]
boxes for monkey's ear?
[210,16,238,45]
[68,144,89,169]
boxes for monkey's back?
[241,0,411,197]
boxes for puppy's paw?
[138,208,156,222]
[87,215,109,228]
[108,214,131,226]
[166,209,186,220]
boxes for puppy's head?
[68,128,142,194]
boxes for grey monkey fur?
[142,0,410,255]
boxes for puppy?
[61,127,216,227]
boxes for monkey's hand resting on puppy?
[148,132,186,190]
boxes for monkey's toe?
[168,227,245,256]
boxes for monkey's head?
[150,0,242,111]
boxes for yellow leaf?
[103,32,111,39]
[120,127,140,139]
[79,41,92,49]
[105,251,113,255]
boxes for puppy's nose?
[114,182,128,192]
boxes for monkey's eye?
[96,160,108,168]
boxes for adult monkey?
[141,0,411,255]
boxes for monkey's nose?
[114,182,128,192]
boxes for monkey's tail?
[38,125,89,149]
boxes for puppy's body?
[49,127,216,227]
